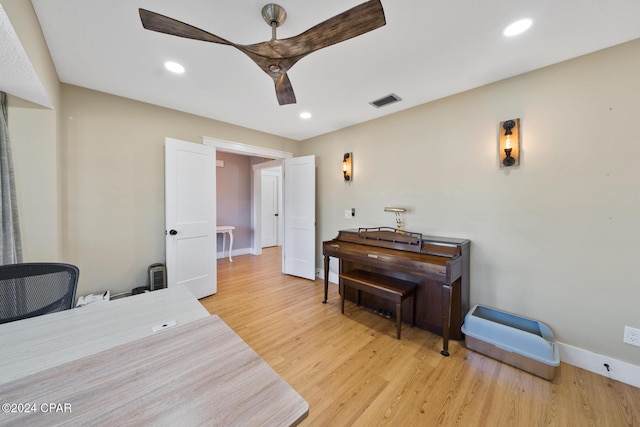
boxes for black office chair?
[0,263,79,324]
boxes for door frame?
[202,137,292,256]
[252,159,283,254]
[260,165,283,248]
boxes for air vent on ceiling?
[369,93,402,108]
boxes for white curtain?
[0,92,23,265]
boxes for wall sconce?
[343,152,352,181]
[384,207,406,230]
[499,118,520,167]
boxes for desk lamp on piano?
[384,206,407,230]
[323,226,470,356]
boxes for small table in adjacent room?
[217,225,235,262]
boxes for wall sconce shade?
[499,118,520,168]
[343,152,352,181]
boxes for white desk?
[0,286,209,385]
[217,225,235,261]
[0,287,308,426]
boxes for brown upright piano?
[323,227,470,356]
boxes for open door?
[283,155,316,280]
[165,138,217,298]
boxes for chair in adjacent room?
[0,263,79,324]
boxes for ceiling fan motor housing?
[262,4,287,27]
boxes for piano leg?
[323,255,330,303]
[441,283,453,356]
[396,302,402,339]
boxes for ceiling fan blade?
[139,2,384,106]
[139,9,232,45]
[274,74,296,105]
[274,0,386,58]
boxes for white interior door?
[283,155,316,280]
[165,138,217,298]
[261,169,280,248]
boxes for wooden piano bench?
[339,269,417,339]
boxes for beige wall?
[60,84,297,295]
[3,0,61,261]
[4,0,639,366]
[298,39,640,365]
[3,0,297,297]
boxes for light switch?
[344,209,352,220]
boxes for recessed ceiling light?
[299,112,312,119]
[164,61,185,74]
[503,18,533,37]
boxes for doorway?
[202,137,291,257]
[261,166,282,248]
[203,137,316,281]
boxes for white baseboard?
[318,265,639,389]
[558,342,640,389]
[216,247,252,260]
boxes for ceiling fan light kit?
[139,0,386,105]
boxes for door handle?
[274,213,279,217]
[169,229,178,235]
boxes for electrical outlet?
[623,326,640,347]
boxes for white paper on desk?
[76,291,110,307]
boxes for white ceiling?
[0,4,51,108]
[29,0,640,141]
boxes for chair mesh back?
[0,263,79,324]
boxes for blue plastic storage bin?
[461,305,560,380]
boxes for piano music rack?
[357,227,423,253]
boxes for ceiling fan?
[139,1,386,105]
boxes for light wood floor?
[200,248,640,427]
